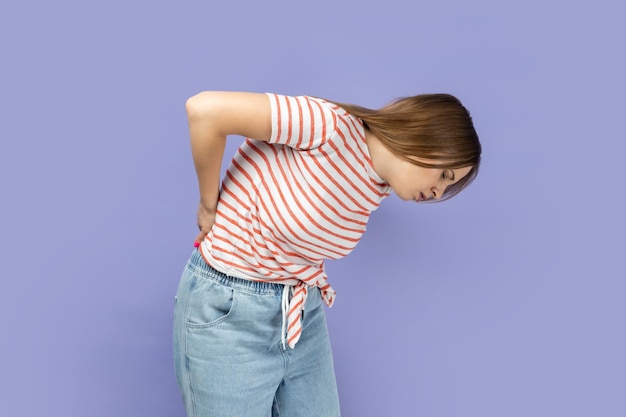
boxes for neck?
[364,129,391,182]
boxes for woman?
[173,91,481,416]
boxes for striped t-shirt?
[199,93,391,346]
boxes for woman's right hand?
[194,203,217,245]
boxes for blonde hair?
[332,94,482,200]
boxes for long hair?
[331,94,482,201]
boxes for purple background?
[1,1,624,416]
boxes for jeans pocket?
[185,277,237,329]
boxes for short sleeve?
[266,93,338,150]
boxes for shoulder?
[265,94,343,149]
[266,94,340,124]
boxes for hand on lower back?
[195,203,216,245]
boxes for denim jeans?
[173,249,341,417]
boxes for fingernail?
[194,241,200,248]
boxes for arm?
[186,91,272,243]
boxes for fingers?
[194,230,208,246]
[194,204,216,247]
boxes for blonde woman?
[173,91,481,416]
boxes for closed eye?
[441,169,455,182]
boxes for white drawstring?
[281,285,291,350]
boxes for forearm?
[191,129,225,212]
[185,91,272,212]
[186,94,227,212]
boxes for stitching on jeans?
[183,276,197,416]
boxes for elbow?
[185,91,217,120]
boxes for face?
[385,157,472,202]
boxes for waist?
[187,249,286,297]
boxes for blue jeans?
[173,249,341,417]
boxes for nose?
[431,185,445,200]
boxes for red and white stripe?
[200,94,390,348]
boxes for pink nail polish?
[194,241,200,248]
